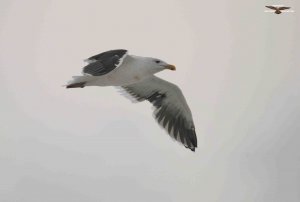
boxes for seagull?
[265,5,291,14]
[66,49,197,151]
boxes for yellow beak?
[164,64,176,71]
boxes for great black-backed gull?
[66,49,197,151]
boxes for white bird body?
[86,55,157,86]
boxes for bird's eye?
[155,60,160,63]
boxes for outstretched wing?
[278,7,290,10]
[120,76,197,151]
[82,49,128,76]
[265,6,277,10]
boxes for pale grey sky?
[0,0,299,202]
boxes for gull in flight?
[66,49,197,151]
[265,5,292,14]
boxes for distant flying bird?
[66,49,197,151]
[265,5,291,14]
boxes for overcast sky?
[1,0,299,201]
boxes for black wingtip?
[185,145,196,152]
[66,82,86,89]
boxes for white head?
[139,57,176,75]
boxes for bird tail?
[65,75,94,88]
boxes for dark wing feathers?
[83,49,127,76]
[278,7,290,10]
[121,76,197,152]
[266,6,277,10]
[86,49,127,62]
[265,5,291,11]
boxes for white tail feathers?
[67,75,92,85]
[64,75,95,88]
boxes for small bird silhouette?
[265,6,291,14]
